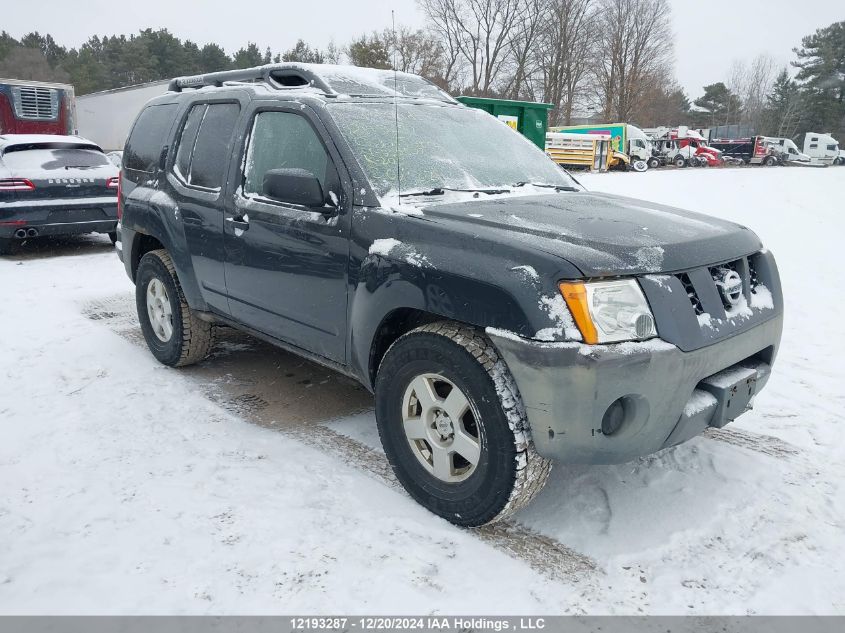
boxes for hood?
[417,192,761,276]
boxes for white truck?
[763,137,811,164]
[76,80,169,151]
[802,132,841,166]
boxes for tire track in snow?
[82,293,598,585]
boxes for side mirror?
[262,168,324,207]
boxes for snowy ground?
[1,166,843,614]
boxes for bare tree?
[419,0,525,94]
[384,26,446,81]
[536,0,595,124]
[592,0,673,121]
[728,54,777,131]
[501,0,546,99]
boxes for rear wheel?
[136,249,214,367]
[674,156,687,168]
[764,156,777,166]
[647,157,661,169]
[375,321,552,526]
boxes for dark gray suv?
[115,63,783,526]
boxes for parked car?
[106,150,123,167]
[0,134,119,254]
[116,63,783,526]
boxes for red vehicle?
[709,137,779,166]
[646,127,723,167]
[0,78,76,136]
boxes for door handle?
[226,215,250,231]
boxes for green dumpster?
[456,96,554,149]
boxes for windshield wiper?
[511,182,580,192]
[63,165,97,170]
[399,186,511,198]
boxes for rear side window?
[243,111,331,197]
[173,102,240,190]
[174,105,205,180]
[124,104,178,173]
[827,144,837,151]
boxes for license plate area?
[46,208,105,222]
[698,365,763,428]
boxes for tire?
[647,157,660,169]
[375,321,552,527]
[764,156,777,166]
[834,157,844,166]
[0,238,13,256]
[674,156,686,168]
[107,231,117,244]
[135,249,214,367]
[632,159,648,172]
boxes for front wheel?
[764,156,777,166]
[632,159,648,172]
[674,156,687,168]
[136,249,214,367]
[647,157,661,169]
[375,322,552,527]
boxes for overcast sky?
[4,0,843,99]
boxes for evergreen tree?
[232,43,264,68]
[693,82,743,126]
[197,43,231,73]
[281,39,326,64]
[792,20,845,139]
[346,33,391,69]
[763,68,802,137]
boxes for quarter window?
[173,102,240,190]
[243,111,333,199]
[125,104,178,173]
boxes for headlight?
[559,279,656,344]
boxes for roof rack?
[167,62,457,103]
[168,63,334,93]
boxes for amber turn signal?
[558,281,598,344]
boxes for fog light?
[602,398,626,436]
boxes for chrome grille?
[11,86,60,120]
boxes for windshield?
[328,102,576,199]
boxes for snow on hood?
[407,191,762,276]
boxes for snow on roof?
[279,62,447,98]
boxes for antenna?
[392,9,401,200]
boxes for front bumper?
[489,313,783,464]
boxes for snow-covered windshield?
[328,102,576,199]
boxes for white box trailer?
[76,80,169,152]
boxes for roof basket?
[168,63,456,103]
[168,64,334,93]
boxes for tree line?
[0,1,842,141]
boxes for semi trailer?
[0,78,76,136]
